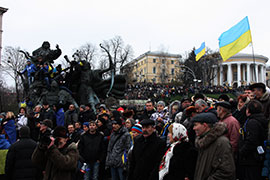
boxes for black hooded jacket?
[238,113,268,166]
[5,138,38,180]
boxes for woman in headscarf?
[159,123,197,180]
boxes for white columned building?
[213,53,268,87]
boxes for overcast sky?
[1,0,270,66]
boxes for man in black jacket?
[78,121,104,180]
[40,101,56,127]
[139,101,156,121]
[5,126,39,180]
[128,119,166,180]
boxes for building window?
[171,68,174,75]
[162,69,166,74]
[162,59,165,64]
[153,59,156,63]
[171,60,174,64]
[153,67,156,74]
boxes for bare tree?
[1,46,26,103]
[99,36,134,74]
[179,48,220,86]
[72,43,97,68]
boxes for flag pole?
[251,42,257,82]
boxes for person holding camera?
[32,126,79,180]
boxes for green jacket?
[0,149,8,175]
[194,122,235,180]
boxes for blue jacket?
[3,119,17,144]
[55,108,65,126]
[21,64,37,77]
[0,134,11,149]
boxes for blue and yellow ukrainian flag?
[219,16,252,61]
[195,42,205,61]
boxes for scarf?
[159,123,188,180]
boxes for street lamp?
[180,65,197,87]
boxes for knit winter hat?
[131,124,142,134]
[19,126,30,138]
[157,101,165,107]
[83,122,89,127]
[53,126,68,138]
[40,119,53,129]
[98,116,107,125]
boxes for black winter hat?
[53,126,68,138]
[215,101,231,110]
[19,126,30,138]
[98,116,107,125]
[249,83,266,93]
[181,96,191,104]
[40,119,53,129]
[218,94,230,102]
[191,113,218,124]
[140,119,155,126]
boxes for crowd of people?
[124,83,245,101]
[0,82,270,180]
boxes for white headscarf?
[159,123,189,180]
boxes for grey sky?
[1,0,270,65]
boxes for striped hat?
[131,124,142,134]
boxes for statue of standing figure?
[19,41,126,112]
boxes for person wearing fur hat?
[5,126,38,180]
[32,126,79,180]
[159,123,197,180]
[192,113,235,180]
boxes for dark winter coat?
[78,131,104,163]
[40,108,56,127]
[106,126,131,168]
[5,138,38,180]
[140,109,156,121]
[258,92,270,121]
[238,113,268,166]
[163,142,197,180]
[194,122,235,180]
[32,142,79,180]
[232,105,247,126]
[64,110,78,127]
[128,132,166,180]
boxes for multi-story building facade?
[122,51,181,83]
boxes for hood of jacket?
[195,122,227,149]
[169,100,181,118]
[248,113,268,129]
[260,91,270,102]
